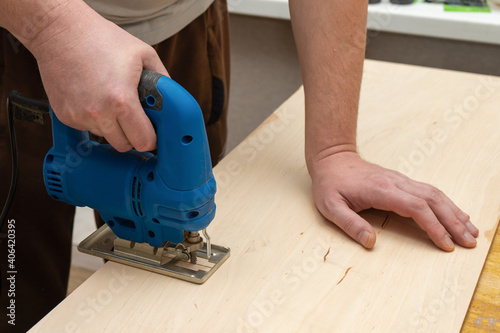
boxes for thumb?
[321,200,377,249]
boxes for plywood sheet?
[30,60,500,332]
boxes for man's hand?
[309,150,479,251]
[1,0,168,152]
[32,1,169,152]
[289,0,478,251]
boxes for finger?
[395,182,477,247]
[99,119,134,152]
[398,181,479,239]
[397,179,471,224]
[103,83,156,152]
[435,194,478,237]
[370,188,456,251]
[57,108,133,152]
[115,97,157,152]
[323,200,376,249]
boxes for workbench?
[30,60,500,332]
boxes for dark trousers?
[0,1,230,331]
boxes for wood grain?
[30,60,500,332]
[66,266,95,296]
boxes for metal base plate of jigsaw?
[78,225,230,284]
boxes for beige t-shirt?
[84,0,214,45]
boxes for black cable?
[0,91,49,231]
[0,93,19,231]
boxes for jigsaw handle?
[49,71,212,191]
[138,71,212,190]
[49,111,89,156]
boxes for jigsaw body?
[42,71,229,282]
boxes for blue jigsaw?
[42,71,229,283]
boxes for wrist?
[304,103,359,176]
[306,143,358,177]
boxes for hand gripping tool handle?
[43,71,217,247]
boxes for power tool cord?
[0,94,19,231]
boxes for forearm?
[289,0,368,172]
[0,0,167,152]
[0,0,100,58]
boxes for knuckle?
[133,137,153,152]
[84,107,101,123]
[427,188,444,205]
[455,210,470,222]
[144,44,156,55]
[450,217,465,229]
[54,103,77,121]
[410,198,428,212]
[98,118,114,135]
[368,175,392,192]
[395,172,410,181]
[72,101,101,124]
[341,216,358,235]
[143,44,159,59]
[316,195,338,213]
[55,111,74,126]
[108,90,132,116]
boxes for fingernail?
[359,231,372,248]
[444,235,455,251]
[464,231,477,243]
[466,221,478,235]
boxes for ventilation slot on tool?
[46,170,63,194]
[115,217,136,229]
[131,177,144,217]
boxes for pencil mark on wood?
[337,266,353,285]
[323,247,331,262]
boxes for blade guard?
[43,71,216,247]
